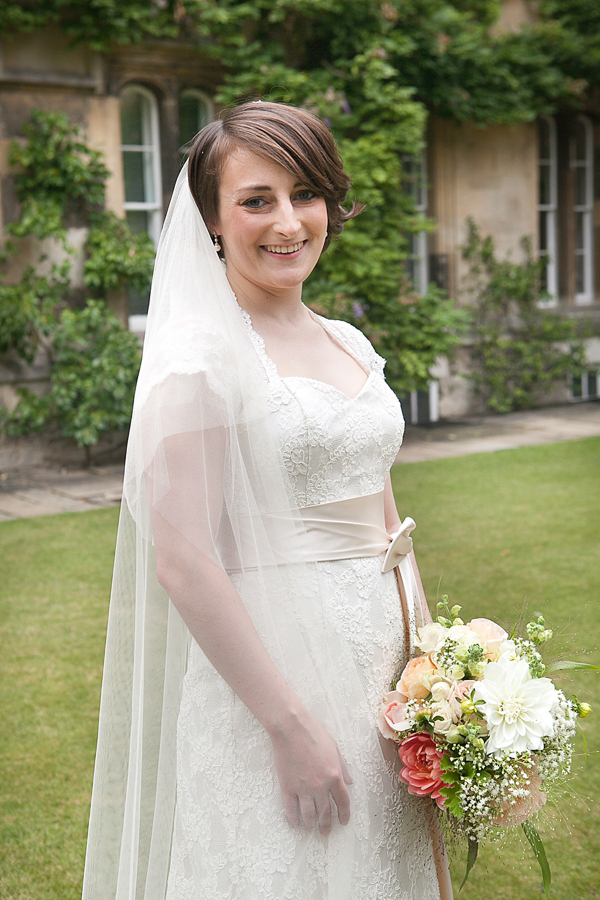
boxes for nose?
[273,197,301,237]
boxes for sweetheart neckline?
[280,370,374,401]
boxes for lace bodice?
[239,308,405,508]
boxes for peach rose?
[493,766,547,827]
[398,733,447,807]
[468,618,508,659]
[377,690,410,740]
[397,655,438,701]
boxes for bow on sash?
[381,516,416,574]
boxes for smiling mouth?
[262,241,306,255]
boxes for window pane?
[179,94,210,147]
[123,151,147,202]
[123,150,155,203]
[126,210,149,234]
[121,91,144,145]
[538,118,550,160]
[126,208,151,314]
[575,252,585,294]
[575,120,587,161]
[539,211,548,253]
[575,211,584,250]
[539,162,551,206]
[587,372,598,398]
[576,166,587,206]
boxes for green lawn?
[0,437,598,899]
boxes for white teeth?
[264,242,304,254]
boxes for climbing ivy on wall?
[1,0,598,399]
[462,220,586,412]
[0,110,153,459]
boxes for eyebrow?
[234,182,306,193]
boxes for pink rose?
[493,766,547,827]
[397,655,438,701]
[447,679,477,718]
[398,733,447,808]
[468,618,508,659]
[377,691,410,740]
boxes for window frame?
[403,152,429,296]
[537,115,558,305]
[120,84,163,248]
[573,114,594,305]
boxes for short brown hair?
[187,101,362,252]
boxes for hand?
[269,710,353,837]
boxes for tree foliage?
[463,220,585,413]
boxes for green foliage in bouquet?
[0,110,148,459]
[462,219,586,413]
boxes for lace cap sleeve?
[317,316,386,377]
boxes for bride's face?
[214,148,328,297]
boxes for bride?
[82,101,453,900]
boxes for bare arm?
[149,428,351,836]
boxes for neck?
[225,267,307,326]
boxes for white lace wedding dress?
[165,313,441,900]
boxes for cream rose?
[446,624,483,648]
[397,655,438,701]
[431,699,459,734]
[468,618,509,659]
[415,622,446,655]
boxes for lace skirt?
[165,557,440,900]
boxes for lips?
[262,241,306,255]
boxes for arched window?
[178,89,213,152]
[120,85,163,248]
[537,116,557,303]
[573,115,593,304]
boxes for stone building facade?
[1,8,599,420]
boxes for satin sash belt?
[295,491,390,563]
[288,491,415,572]
[227,492,415,572]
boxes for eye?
[242,196,267,209]
[295,189,317,202]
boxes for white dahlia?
[474,656,558,755]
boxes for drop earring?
[212,232,221,253]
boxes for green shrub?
[3,301,141,460]
[463,219,586,412]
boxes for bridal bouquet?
[377,598,596,894]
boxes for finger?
[284,794,301,829]
[315,795,333,837]
[331,779,351,826]
[338,749,354,785]
[299,796,318,832]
